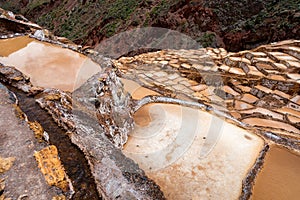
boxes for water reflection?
[0,37,100,91]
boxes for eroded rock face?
[0,7,41,36]
[36,79,165,199]
[0,63,42,94]
[0,83,72,199]
[95,69,134,148]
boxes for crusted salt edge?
[133,95,300,151]
[0,33,25,39]
[264,132,282,141]
[133,95,248,127]
[29,34,82,53]
[259,131,300,152]
[239,144,269,200]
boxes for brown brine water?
[0,36,100,91]
[252,146,300,200]
[122,79,265,199]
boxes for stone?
[0,83,65,199]
[34,145,71,192]
[234,100,254,110]
[159,61,169,65]
[0,156,15,173]
[287,73,300,80]
[240,108,283,120]
[191,84,208,92]
[33,30,45,40]
[36,74,166,199]
[181,63,191,69]
[28,121,47,142]
[242,118,299,134]
[241,94,259,104]
[287,115,300,123]
[169,63,180,68]
[229,67,246,75]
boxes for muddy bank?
[0,35,34,56]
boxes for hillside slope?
[1,0,299,51]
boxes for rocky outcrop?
[0,63,43,94]
[0,83,73,199]
[0,7,41,36]
[36,77,165,199]
[0,56,165,199]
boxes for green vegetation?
[1,0,299,50]
[197,32,216,48]
[103,21,121,37]
[150,0,170,18]
[230,0,300,33]
[26,0,51,12]
[0,1,21,13]
[104,0,138,21]
[149,0,183,18]
[35,0,139,40]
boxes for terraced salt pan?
[252,146,300,200]
[0,36,100,91]
[122,80,265,199]
[0,36,34,56]
[121,78,159,99]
